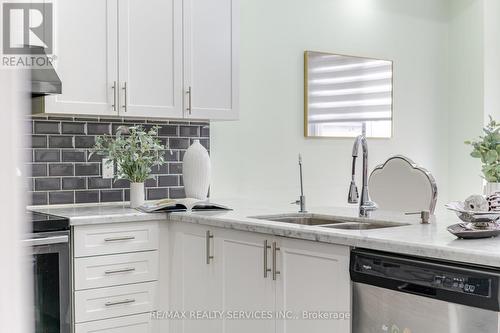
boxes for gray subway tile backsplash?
[49,136,74,148]
[88,177,112,189]
[62,151,86,162]
[158,175,179,187]
[34,121,60,134]
[34,149,60,162]
[35,178,61,191]
[87,123,111,135]
[74,136,95,148]
[61,122,85,134]
[49,191,74,204]
[48,164,74,177]
[62,177,86,190]
[27,116,209,205]
[75,190,99,203]
[75,163,100,176]
[32,135,47,148]
[147,188,169,200]
[100,189,123,202]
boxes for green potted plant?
[90,125,165,208]
[465,116,500,195]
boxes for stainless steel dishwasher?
[350,249,500,333]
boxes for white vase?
[130,182,145,208]
[183,140,210,200]
[484,182,500,196]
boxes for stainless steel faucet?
[292,154,307,213]
[348,135,377,217]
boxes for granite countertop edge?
[28,202,500,268]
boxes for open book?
[137,198,231,213]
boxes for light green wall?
[211,0,492,209]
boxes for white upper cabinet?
[118,0,183,118]
[183,0,239,120]
[44,0,118,115]
[42,0,238,120]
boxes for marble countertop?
[29,200,500,268]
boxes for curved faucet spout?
[348,135,377,216]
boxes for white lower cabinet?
[275,237,351,333]
[169,222,351,333]
[72,221,160,333]
[169,223,223,333]
[220,229,276,333]
[75,313,152,333]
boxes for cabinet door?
[275,238,351,333]
[169,223,223,333]
[44,0,118,116]
[218,229,276,333]
[118,0,183,118]
[183,0,239,120]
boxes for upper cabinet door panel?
[118,0,183,118]
[184,0,239,120]
[45,0,118,115]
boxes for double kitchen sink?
[252,214,408,230]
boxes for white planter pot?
[182,140,210,200]
[130,182,145,208]
[484,182,500,196]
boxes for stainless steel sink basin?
[251,214,408,230]
[322,222,405,230]
[254,215,343,226]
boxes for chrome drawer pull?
[206,230,214,264]
[186,86,192,115]
[103,236,136,242]
[105,298,136,307]
[263,240,271,278]
[122,82,128,112]
[112,81,117,111]
[104,267,136,275]
[272,241,280,281]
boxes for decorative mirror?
[304,51,393,138]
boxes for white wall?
[483,0,500,120]
[211,0,451,208]
[447,0,484,200]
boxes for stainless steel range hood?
[30,46,62,96]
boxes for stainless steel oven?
[25,212,70,333]
[351,249,500,333]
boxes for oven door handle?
[23,235,69,247]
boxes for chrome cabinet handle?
[104,236,135,242]
[186,86,192,115]
[105,298,135,307]
[272,241,280,280]
[112,81,117,111]
[104,267,136,275]
[206,230,214,264]
[122,82,128,112]
[263,240,271,278]
[22,235,68,247]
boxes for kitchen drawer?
[74,221,159,257]
[74,251,159,290]
[74,281,157,323]
[75,313,152,333]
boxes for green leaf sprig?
[90,125,166,183]
[465,116,500,182]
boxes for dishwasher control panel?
[350,249,500,311]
